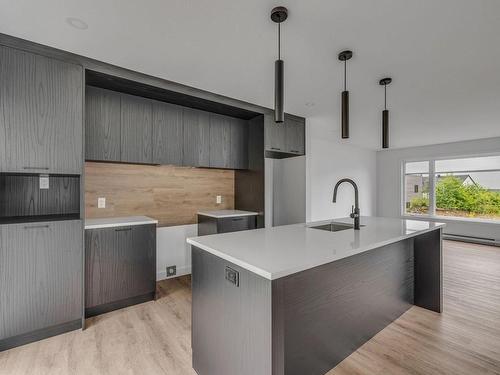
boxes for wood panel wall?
[84,162,234,227]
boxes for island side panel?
[191,246,272,375]
[271,239,414,375]
[414,228,443,313]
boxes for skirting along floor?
[0,240,499,375]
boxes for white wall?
[156,224,196,280]
[306,116,378,222]
[377,137,500,240]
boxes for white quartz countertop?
[197,210,259,218]
[85,216,158,229]
[187,216,445,280]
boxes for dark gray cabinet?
[0,45,83,174]
[198,214,257,236]
[84,88,251,169]
[265,114,305,157]
[209,114,248,169]
[264,114,287,153]
[286,117,306,155]
[120,93,153,164]
[152,101,184,165]
[85,86,121,162]
[209,113,232,168]
[85,224,156,316]
[183,108,210,167]
[0,220,83,344]
[230,118,249,169]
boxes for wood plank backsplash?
[85,162,234,227]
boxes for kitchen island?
[187,216,444,375]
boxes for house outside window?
[403,155,500,221]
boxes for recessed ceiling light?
[66,17,88,30]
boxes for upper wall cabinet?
[264,114,305,157]
[183,108,211,167]
[209,113,248,169]
[85,86,121,162]
[0,46,83,174]
[209,113,232,169]
[120,93,153,164]
[152,101,184,165]
[84,86,250,169]
[230,118,249,169]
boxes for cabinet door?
[85,224,156,308]
[209,113,232,169]
[0,220,83,340]
[152,101,183,165]
[120,93,153,164]
[85,86,121,161]
[285,116,305,155]
[0,46,83,174]
[264,114,286,152]
[230,118,248,169]
[183,108,210,167]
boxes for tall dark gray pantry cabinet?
[0,44,84,351]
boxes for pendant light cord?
[384,84,387,110]
[278,23,281,60]
[344,60,347,91]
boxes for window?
[404,161,429,216]
[403,155,500,221]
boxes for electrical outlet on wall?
[166,265,177,277]
[216,195,222,204]
[97,197,106,209]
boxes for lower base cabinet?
[85,224,156,317]
[0,220,83,351]
[197,215,257,236]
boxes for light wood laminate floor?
[0,240,499,375]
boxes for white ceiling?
[1,0,500,150]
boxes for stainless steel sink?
[309,222,364,232]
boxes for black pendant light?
[338,50,353,138]
[379,77,392,149]
[271,6,288,123]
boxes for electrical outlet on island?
[216,195,222,204]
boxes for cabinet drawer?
[217,216,256,234]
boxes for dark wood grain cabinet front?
[85,86,121,162]
[120,93,153,164]
[264,114,305,157]
[0,45,83,174]
[197,215,257,236]
[0,220,83,342]
[85,224,156,316]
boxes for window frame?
[400,152,500,223]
